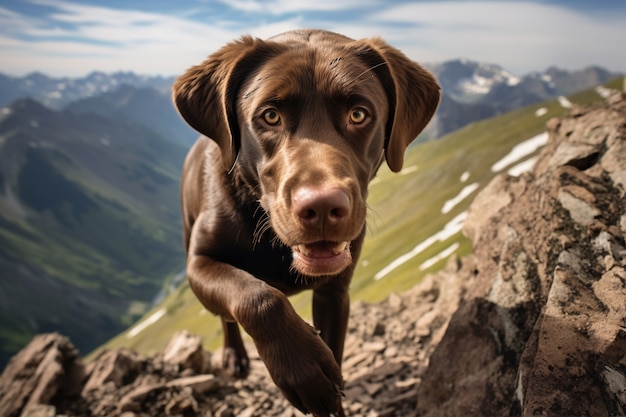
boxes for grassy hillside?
[99,78,624,357]
[0,99,188,366]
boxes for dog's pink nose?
[292,186,351,228]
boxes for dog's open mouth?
[291,241,352,277]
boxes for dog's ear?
[354,38,440,173]
[173,36,282,170]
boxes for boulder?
[416,92,626,416]
[0,333,84,417]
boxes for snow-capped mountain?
[425,59,522,103]
[0,61,621,143]
[424,59,621,138]
[426,59,619,107]
[0,71,174,109]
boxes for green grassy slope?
[0,99,188,365]
[99,78,624,357]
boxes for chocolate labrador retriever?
[173,29,439,416]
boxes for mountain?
[0,98,188,367]
[426,59,620,106]
[1,62,621,144]
[424,60,622,138]
[0,72,197,146]
[426,59,522,103]
[0,71,174,110]
[65,84,198,146]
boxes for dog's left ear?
[355,38,441,173]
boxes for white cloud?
[364,1,626,73]
[216,0,380,14]
[1,0,625,77]
[1,0,305,76]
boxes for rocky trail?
[1,91,626,417]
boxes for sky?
[1,0,625,78]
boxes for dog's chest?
[235,242,317,293]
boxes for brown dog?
[173,29,439,416]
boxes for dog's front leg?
[219,318,249,378]
[312,279,350,367]
[186,251,344,416]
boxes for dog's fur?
[173,29,439,416]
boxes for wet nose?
[292,186,351,228]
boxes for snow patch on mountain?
[457,63,521,97]
[491,132,548,173]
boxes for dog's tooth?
[333,241,348,254]
[297,245,310,257]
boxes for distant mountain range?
[0,61,621,142]
[423,60,620,138]
[0,71,173,110]
[0,60,622,368]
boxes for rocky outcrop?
[415,90,626,417]
[1,92,625,417]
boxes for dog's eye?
[349,108,367,124]
[263,109,281,126]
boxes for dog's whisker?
[351,61,388,86]
[291,268,311,286]
[270,234,283,249]
[252,213,272,249]
[365,205,383,238]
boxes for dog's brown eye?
[349,108,367,124]
[263,109,281,126]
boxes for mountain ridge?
[1,60,620,142]
[65,84,198,146]
[0,97,188,367]
[423,60,621,138]
[0,71,173,110]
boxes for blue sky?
[1,0,625,77]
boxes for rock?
[163,330,208,374]
[164,387,199,416]
[118,383,164,413]
[165,374,221,393]
[0,333,84,417]
[82,348,142,394]
[362,341,386,353]
[20,404,56,417]
[416,93,626,416]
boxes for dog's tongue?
[294,241,348,259]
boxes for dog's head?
[174,29,440,277]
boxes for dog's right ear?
[173,36,281,170]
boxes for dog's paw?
[256,324,345,416]
[213,346,250,379]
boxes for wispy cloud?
[215,0,380,14]
[362,1,626,72]
[0,0,303,75]
[0,0,624,77]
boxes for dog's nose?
[292,186,351,228]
